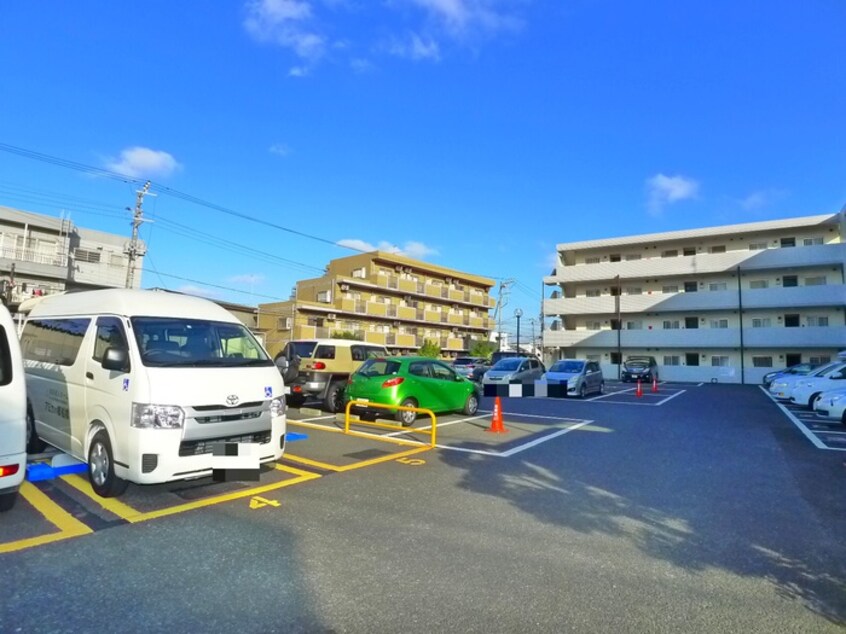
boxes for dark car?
[762,362,818,388]
[621,356,658,383]
[452,357,489,381]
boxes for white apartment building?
[0,205,143,313]
[543,211,846,384]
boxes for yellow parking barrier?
[345,400,437,448]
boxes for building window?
[610,352,622,364]
[663,320,680,329]
[749,280,768,289]
[316,290,332,303]
[751,318,771,328]
[685,316,699,329]
[804,276,826,286]
[609,254,621,262]
[709,282,727,291]
[683,247,696,256]
[685,353,700,366]
[710,319,729,329]
[662,285,679,294]
[584,256,601,264]
[586,321,601,330]
[803,237,824,246]
[351,267,366,278]
[782,275,798,287]
[749,242,768,251]
[709,245,726,253]
[807,316,829,327]
[784,314,800,327]
[752,356,773,368]
[625,254,642,261]
[663,355,680,366]
[684,281,698,293]
[277,317,292,329]
[780,237,796,248]
[626,321,643,330]
[810,355,831,365]
[711,356,730,367]
[661,250,678,258]
[626,287,642,295]
[585,288,601,297]
[74,248,101,263]
[610,319,621,331]
[586,354,601,362]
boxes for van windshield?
[132,317,272,368]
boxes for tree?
[469,340,496,360]
[419,338,441,358]
[331,330,363,340]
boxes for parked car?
[542,359,604,398]
[789,363,846,408]
[276,339,388,412]
[0,303,26,512]
[483,356,546,385]
[762,363,818,388]
[452,357,489,381]
[812,386,846,424]
[621,356,659,383]
[769,360,845,401]
[346,356,479,426]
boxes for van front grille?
[178,431,273,457]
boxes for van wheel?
[463,393,479,416]
[324,381,346,413]
[88,431,128,498]
[26,405,45,454]
[808,393,821,409]
[0,492,17,512]
[396,398,418,427]
[286,393,305,408]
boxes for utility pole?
[124,181,152,289]
[494,278,514,351]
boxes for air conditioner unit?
[327,313,337,320]
[340,284,349,291]
[393,321,401,327]
[395,265,403,272]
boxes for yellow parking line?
[62,474,143,521]
[284,454,343,472]
[0,482,93,554]
[273,462,323,478]
[333,446,430,472]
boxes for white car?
[0,304,27,512]
[788,363,846,408]
[768,361,845,401]
[813,386,846,424]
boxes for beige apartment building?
[258,251,496,359]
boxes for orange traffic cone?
[635,379,643,398]
[486,396,508,433]
[652,375,658,393]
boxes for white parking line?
[760,387,844,451]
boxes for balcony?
[544,283,846,316]
[543,325,846,349]
[545,243,846,285]
[341,275,493,309]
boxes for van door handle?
[86,372,94,379]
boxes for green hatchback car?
[346,356,480,426]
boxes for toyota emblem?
[226,394,240,406]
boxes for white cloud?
[739,189,785,211]
[244,0,326,66]
[176,284,220,299]
[269,143,291,156]
[337,238,438,259]
[105,147,181,179]
[386,32,441,61]
[646,173,699,215]
[407,0,520,37]
[228,274,266,285]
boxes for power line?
[0,142,367,253]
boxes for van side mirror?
[102,347,129,372]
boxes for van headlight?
[270,397,284,417]
[131,403,185,429]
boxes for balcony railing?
[0,245,66,267]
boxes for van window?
[314,345,336,360]
[0,325,11,386]
[21,318,91,366]
[93,317,130,365]
[351,345,388,361]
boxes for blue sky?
[1,0,844,338]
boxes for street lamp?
[514,308,523,353]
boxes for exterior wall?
[0,205,143,311]
[258,251,495,359]
[543,212,846,384]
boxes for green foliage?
[469,340,496,360]
[331,330,363,340]
[419,338,441,358]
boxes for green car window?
[358,359,401,377]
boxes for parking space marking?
[761,387,843,451]
[0,481,93,554]
[285,445,431,472]
[57,464,321,523]
[291,419,425,448]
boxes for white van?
[21,289,286,497]
[0,303,27,511]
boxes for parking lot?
[764,388,846,451]
[3,382,846,632]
